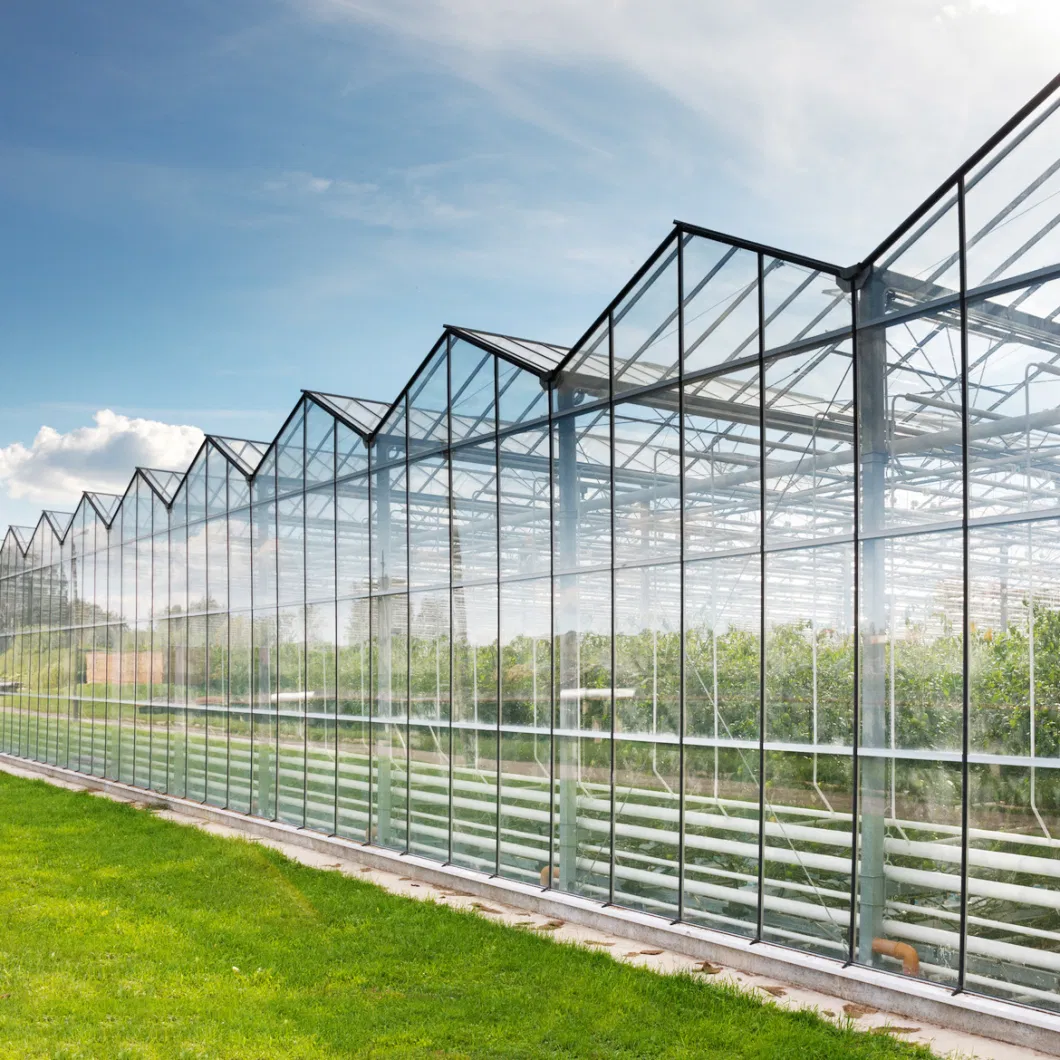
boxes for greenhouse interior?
[4,76,1060,1017]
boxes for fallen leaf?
[843,1003,879,1018]
[872,1026,921,1036]
[760,986,787,997]
[697,961,721,974]
[638,949,664,956]
[583,939,615,946]
[471,903,504,914]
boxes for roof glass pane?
[682,235,759,375]
[612,235,679,395]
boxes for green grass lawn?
[0,772,933,1060]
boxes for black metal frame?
[5,71,1060,1018]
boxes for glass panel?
[552,405,611,574]
[227,610,253,813]
[682,236,759,375]
[336,474,369,600]
[612,562,681,918]
[305,601,337,834]
[452,582,497,872]
[762,751,851,958]
[305,486,335,604]
[970,519,1060,756]
[612,236,679,394]
[966,91,1060,290]
[276,604,306,827]
[872,198,960,316]
[613,396,680,565]
[277,494,305,608]
[408,347,448,451]
[336,422,368,480]
[408,588,450,860]
[857,529,964,984]
[451,442,496,586]
[206,445,228,518]
[966,763,1060,1011]
[371,593,408,851]
[337,596,370,840]
[684,367,760,559]
[765,543,854,749]
[498,359,547,429]
[186,449,207,526]
[450,337,495,442]
[304,400,335,487]
[965,279,1060,521]
[764,259,850,352]
[276,407,305,500]
[683,554,760,937]
[856,758,963,987]
[499,427,550,581]
[764,344,855,546]
[553,568,610,899]
[858,308,964,535]
[556,318,609,406]
[407,455,449,591]
[370,405,407,594]
[499,577,551,883]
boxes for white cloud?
[292,0,1060,259]
[0,410,204,506]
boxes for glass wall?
[3,80,1060,1019]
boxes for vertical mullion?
[248,466,257,813]
[132,493,139,785]
[103,515,112,779]
[676,233,687,924]
[182,496,190,798]
[165,500,172,793]
[405,400,412,853]
[446,339,455,865]
[203,473,209,801]
[367,439,374,844]
[608,308,616,907]
[847,280,862,966]
[302,408,310,829]
[957,175,971,994]
[495,353,502,877]
[148,488,156,791]
[755,251,766,942]
[332,418,340,837]
[225,468,233,810]
[273,450,280,820]
[546,386,556,888]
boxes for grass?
[0,772,934,1060]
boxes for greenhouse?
[4,75,1060,1018]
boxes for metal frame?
[4,74,1060,1018]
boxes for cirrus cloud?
[0,410,204,506]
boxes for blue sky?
[1,0,1058,530]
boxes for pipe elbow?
[872,937,920,976]
[539,865,559,887]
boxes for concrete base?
[4,751,1060,1057]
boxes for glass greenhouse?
[4,75,1060,1016]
